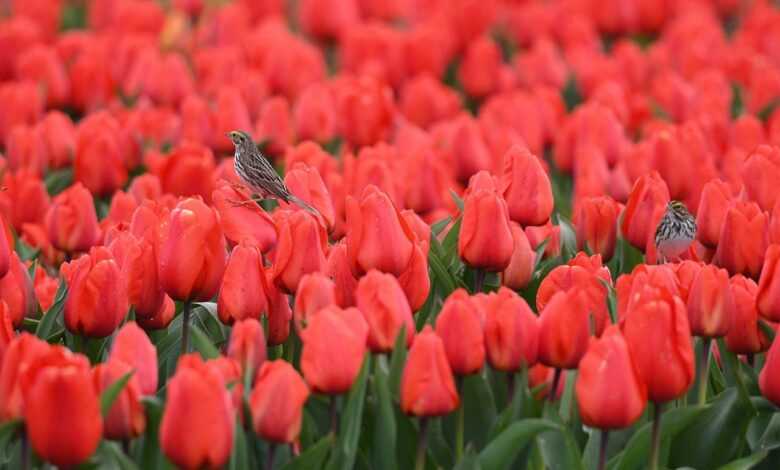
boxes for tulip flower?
[136,295,176,331]
[326,241,358,307]
[218,241,269,325]
[108,232,165,321]
[294,83,337,143]
[714,200,768,279]
[686,265,734,338]
[109,322,158,395]
[0,169,50,231]
[620,172,670,252]
[459,36,501,98]
[435,289,485,376]
[150,141,216,202]
[335,75,394,148]
[501,222,536,290]
[272,210,328,294]
[726,276,772,356]
[211,181,277,253]
[228,318,267,382]
[538,288,592,370]
[0,333,50,420]
[282,163,335,229]
[74,112,128,197]
[673,260,704,303]
[0,252,36,328]
[742,145,780,213]
[293,272,337,332]
[61,247,128,338]
[160,354,234,470]
[265,271,293,346]
[758,244,780,322]
[250,360,310,443]
[300,306,368,394]
[500,146,554,226]
[44,182,100,253]
[401,325,459,416]
[573,196,620,262]
[696,179,733,248]
[397,238,431,311]
[0,301,13,363]
[479,287,540,372]
[0,216,9,279]
[21,346,102,468]
[459,171,514,272]
[356,270,415,353]
[92,360,145,440]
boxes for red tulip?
[301,306,368,394]
[714,201,768,279]
[401,325,460,417]
[5,124,45,176]
[212,181,277,252]
[293,83,337,143]
[326,241,359,307]
[0,333,50,420]
[620,172,670,251]
[93,360,145,440]
[160,354,234,470]
[459,171,514,271]
[622,288,695,403]
[576,325,647,430]
[335,75,394,148]
[37,111,75,169]
[282,163,336,229]
[218,241,269,325]
[44,182,100,253]
[299,0,359,40]
[74,112,128,197]
[356,270,415,353]
[128,174,163,204]
[686,265,734,338]
[435,289,485,375]
[538,288,592,370]
[501,222,535,290]
[158,197,227,302]
[479,287,540,371]
[759,245,780,322]
[696,179,733,248]
[255,96,294,156]
[108,232,165,321]
[293,272,337,332]
[459,36,501,98]
[574,196,620,262]
[0,252,35,327]
[0,301,14,363]
[726,275,772,355]
[250,360,310,443]
[742,145,780,212]
[265,270,293,346]
[148,141,216,203]
[136,295,176,331]
[272,210,328,294]
[0,169,50,231]
[228,318,267,381]
[109,321,158,395]
[500,146,553,226]
[673,260,704,303]
[399,74,461,129]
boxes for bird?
[227,130,319,215]
[654,200,697,264]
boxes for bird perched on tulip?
[227,130,319,214]
[654,200,696,264]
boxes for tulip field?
[5,0,780,469]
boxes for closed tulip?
[479,287,540,371]
[158,197,227,302]
[459,171,514,271]
[742,145,780,212]
[326,241,358,307]
[38,111,75,169]
[250,360,310,443]
[573,196,620,262]
[0,333,50,420]
[136,295,176,331]
[397,237,431,311]
[616,264,680,320]
[538,288,592,370]
[108,232,165,321]
[435,289,485,375]
[0,252,35,327]
[218,241,269,325]
[293,273,336,332]
[283,163,335,229]
[500,146,554,226]
[673,260,704,303]
[301,306,368,394]
[346,185,415,277]
[576,326,647,430]
[44,182,100,253]
[109,322,158,395]
[266,270,293,346]
[61,247,127,338]
[356,270,415,353]
[622,288,695,403]
[228,318,267,381]
[620,172,670,251]
[293,83,336,143]
[335,75,394,148]
[696,179,733,248]
[93,360,145,440]
[272,210,328,294]
[401,325,460,417]
[211,181,277,253]
[160,354,234,470]
[21,346,102,468]
[686,265,734,338]
[74,112,128,197]
[0,302,14,363]
[150,140,216,202]
[501,222,535,290]
[0,217,10,279]
[758,244,780,322]
[459,36,501,98]
[714,201,768,279]
[0,169,50,230]
[726,276,772,355]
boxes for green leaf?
[450,189,465,211]
[228,418,251,470]
[758,98,780,122]
[537,404,585,470]
[388,326,408,402]
[0,419,21,451]
[561,75,583,112]
[755,412,780,451]
[611,405,709,470]
[97,441,141,470]
[478,419,561,470]
[462,373,498,449]
[15,238,40,262]
[35,281,67,342]
[371,355,398,470]
[716,451,769,470]
[556,216,577,262]
[44,167,74,196]
[100,371,134,416]
[281,434,335,470]
[454,447,483,470]
[731,82,744,119]
[136,397,174,469]
[759,320,776,343]
[325,354,370,470]
[189,324,220,359]
[431,217,452,237]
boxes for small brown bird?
[227,130,318,214]
[654,200,697,264]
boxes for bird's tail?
[289,195,321,216]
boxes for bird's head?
[668,200,690,215]
[227,130,253,149]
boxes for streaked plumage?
[654,200,696,263]
[228,130,319,214]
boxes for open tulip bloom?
[3,1,780,469]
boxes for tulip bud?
[335,75,394,148]
[576,326,647,430]
[93,360,145,440]
[673,260,704,303]
[228,318,267,381]
[218,241,269,324]
[742,145,780,212]
[326,241,358,307]
[401,325,460,417]
[158,197,227,302]
[459,36,501,98]
[266,271,293,346]
[435,289,485,375]
[0,169,50,231]
[61,247,128,338]
[108,232,165,321]
[500,146,553,226]
[150,141,216,202]
[0,301,14,363]
[74,112,128,197]
[538,288,592,370]
[479,287,539,371]
[696,179,733,248]
[160,354,234,470]
[0,333,50,420]
[250,360,310,443]
[0,252,36,327]
[272,210,328,294]
[574,196,620,262]
[136,294,176,331]
[212,181,277,252]
[301,306,368,394]
[397,240,431,311]
[356,270,415,353]
[758,244,780,322]
[620,172,670,251]
[501,222,535,290]
[622,289,695,403]
[726,276,772,355]
[714,201,768,279]
[109,322,158,395]
[283,163,335,229]
[294,83,337,143]
[44,182,100,253]
[686,265,734,338]
[293,272,336,332]
[0,216,10,279]
[458,171,514,271]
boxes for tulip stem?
[649,402,665,470]
[549,368,562,401]
[20,430,29,470]
[506,372,515,406]
[697,338,712,405]
[265,443,276,470]
[329,395,339,434]
[597,430,609,470]
[747,353,755,368]
[181,300,191,355]
[415,418,429,470]
[473,269,486,293]
[455,376,464,462]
